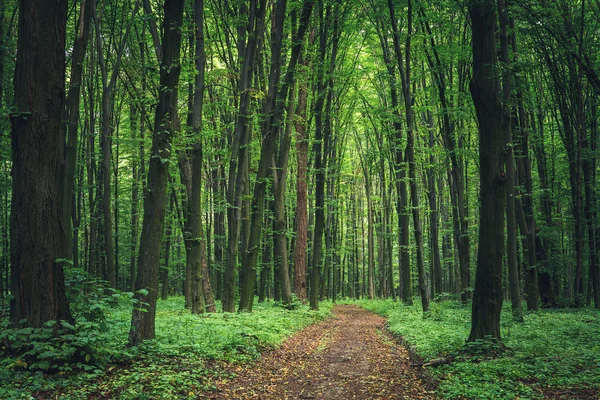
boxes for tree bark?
[387,0,412,305]
[388,0,428,312]
[9,0,73,327]
[223,0,263,312]
[498,0,523,322]
[467,0,506,344]
[129,0,184,346]
[272,87,296,306]
[238,0,314,311]
[292,54,310,303]
[60,0,94,267]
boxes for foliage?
[0,296,331,399]
[356,298,600,399]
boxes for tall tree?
[129,0,185,346]
[498,0,523,322]
[60,0,94,269]
[388,0,429,312]
[238,0,314,311]
[292,52,310,303]
[223,0,265,313]
[9,0,73,327]
[467,0,506,344]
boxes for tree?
[467,0,506,344]
[238,0,314,311]
[129,0,185,346]
[9,0,73,327]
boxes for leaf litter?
[209,304,436,399]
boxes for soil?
[209,304,436,399]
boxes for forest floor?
[208,304,436,400]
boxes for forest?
[1,0,600,398]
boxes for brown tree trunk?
[129,0,184,346]
[272,87,296,306]
[498,0,523,322]
[60,0,94,267]
[388,0,428,312]
[130,104,140,291]
[387,0,412,305]
[9,0,73,327]
[223,0,262,313]
[467,0,506,344]
[292,54,309,303]
[420,6,470,302]
[94,2,138,287]
[238,0,314,311]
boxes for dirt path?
[210,304,435,399]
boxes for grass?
[355,298,600,399]
[0,296,332,399]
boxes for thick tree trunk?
[9,0,73,327]
[129,0,184,346]
[467,0,506,344]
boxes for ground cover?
[0,296,331,399]
[357,299,600,399]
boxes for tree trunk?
[388,0,428,312]
[129,0,184,346]
[387,0,412,306]
[60,0,94,267]
[94,2,138,287]
[223,0,262,313]
[498,0,523,322]
[130,104,140,291]
[272,87,296,306]
[238,0,314,312]
[9,0,73,327]
[467,0,506,344]
[292,54,309,303]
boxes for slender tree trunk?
[389,0,428,311]
[224,0,262,312]
[366,183,375,300]
[130,104,139,291]
[162,206,173,301]
[424,110,442,298]
[94,2,138,287]
[129,0,184,346]
[239,0,314,311]
[498,0,523,322]
[387,0,412,305]
[293,54,309,303]
[272,87,296,306]
[60,0,94,266]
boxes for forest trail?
[210,304,435,399]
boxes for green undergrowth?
[355,298,600,399]
[1,296,331,399]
